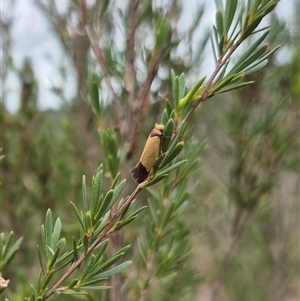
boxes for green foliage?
[100,129,122,179]
[0,232,23,272]
[24,165,138,300]
[87,73,103,120]
[3,1,298,301]
[131,139,205,301]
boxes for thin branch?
[79,0,124,131]
[84,26,124,128]
[125,0,139,106]
[126,1,179,157]
[44,183,144,300]
[126,51,162,158]
[182,39,242,125]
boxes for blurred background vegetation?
[1,0,299,301]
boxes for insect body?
[131,124,164,183]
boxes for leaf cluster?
[135,139,206,300]
[0,232,23,278]
[22,165,141,300]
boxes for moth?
[131,124,164,183]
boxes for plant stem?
[182,39,242,125]
[44,184,143,300]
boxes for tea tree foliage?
[2,1,295,301]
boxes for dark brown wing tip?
[131,162,149,183]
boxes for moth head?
[155,123,164,132]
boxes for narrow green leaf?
[224,0,238,33]
[60,289,87,295]
[251,25,270,35]
[97,190,114,220]
[148,199,159,226]
[48,247,60,270]
[80,254,96,281]
[81,175,88,213]
[250,0,260,13]
[54,253,75,271]
[259,1,278,15]
[232,44,268,74]
[178,73,186,101]
[155,17,171,50]
[229,31,269,75]
[66,278,79,289]
[141,174,168,188]
[30,284,38,297]
[160,142,184,168]
[165,98,172,116]
[119,207,148,228]
[91,82,100,115]
[137,238,147,265]
[86,211,93,233]
[172,75,179,110]
[96,261,132,279]
[161,109,169,126]
[45,209,52,251]
[46,245,55,256]
[77,278,108,287]
[93,211,110,236]
[110,179,126,209]
[108,154,119,179]
[51,218,61,249]
[94,239,109,257]
[212,25,220,55]
[1,236,23,268]
[244,59,268,75]
[215,80,255,93]
[91,170,103,220]
[244,44,280,73]
[171,69,176,87]
[162,203,175,228]
[83,234,89,255]
[70,201,86,232]
[2,232,13,258]
[174,191,190,209]
[95,245,131,274]
[0,233,4,257]
[218,35,225,55]
[76,285,111,291]
[227,6,243,43]
[178,76,206,112]
[230,73,245,84]
[241,15,264,40]
[157,160,188,177]
[216,8,224,37]
[41,270,54,290]
[56,238,66,253]
[41,225,45,249]
[111,172,120,189]
[72,237,79,262]
[210,35,218,63]
[112,215,137,232]
[162,119,175,152]
[211,74,236,94]
[37,245,45,274]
